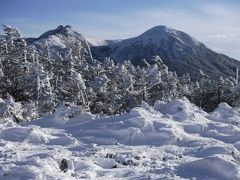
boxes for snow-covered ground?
[1,99,240,179]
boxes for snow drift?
[1,99,240,179]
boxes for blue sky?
[1,0,240,59]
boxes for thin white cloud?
[201,33,240,39]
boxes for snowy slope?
[1,99,240,179]
[109,25,204,59]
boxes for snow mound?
[154,98,207,122]
[1,99,240,179]
[154,98,195,114]
[209,102,240,124]
[177,156,238,179]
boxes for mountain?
[28,25,240,80]
[92,25,240,80]
[28,25,93,62]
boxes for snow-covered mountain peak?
[31,25,94,61]
[38,25,82,40]
[141,25,171,36]
[137,25,202,47]
[103,25,206,67]
[36,25,107,47]
[56,25,72,30]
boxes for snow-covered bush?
[54,102,82,124]
[0,95,23,123]
[22,101,39,121]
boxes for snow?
[83,33,108,47]
[32,25,94,62]
[104,25,207,65]
[113,25,203,51]
[1,99,240,179]
[139,25,202,47]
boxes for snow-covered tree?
[0,25,31,101]
[1,25,240,118]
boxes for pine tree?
[0,25,30,101]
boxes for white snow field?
[1,99,240,179]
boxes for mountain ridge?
[27,25,240,80]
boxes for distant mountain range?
[27,25,240,80]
